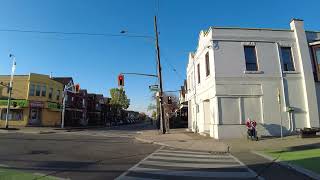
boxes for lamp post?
[5,54,16,129]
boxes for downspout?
[276,42,293,132]
[193,59,198,133]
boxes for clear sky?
[0,0,319,113]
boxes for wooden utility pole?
[154,16,166,134]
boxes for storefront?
[28,101,44,126]
[0,100,29,126]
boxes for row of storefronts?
[0,73,114,127]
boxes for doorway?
[29,108,41,125]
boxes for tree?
[151,111,157,119]
[109,88,130,109]
[163,93,179,130]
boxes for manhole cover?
[178,140,187,142]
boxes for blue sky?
[0,0,319,113]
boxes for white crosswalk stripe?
[116,147,263,180]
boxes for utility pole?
[154,16,166,134]
[5,54,16,129]
[61,85,67,129]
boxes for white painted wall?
[186,19,320,139]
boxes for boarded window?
[241,97,262,124]
[218,98,240,124]
[244,46,258,71]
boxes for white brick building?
[186,19,320,139]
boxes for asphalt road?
[0,124,160,180]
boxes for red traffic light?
[118,74,124,86]
[75,84,80,93]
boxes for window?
[280,47,295,71]
[244,46,258,71]
[48,88,53,99]
[35,84,41,96]
[29,84,35,96]
[1,109,23,120]
[197,64,200,84]
[56,90,60,101]
[205,52,210,76]
[315,48,320,64]
[41,85,46,97]
[312,46,320,81]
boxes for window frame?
[56,90,61,101]
[311,45,320,81]
[29,84,35,96]
[205,52,210,77]
[280,46,295,72]
[244,45,259,71]
[48,87,53,99]
[41,84,47,97]
[35,84,41,96]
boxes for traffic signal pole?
[154,16,166,134]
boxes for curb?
[252,151,320,180]
[134,137,168,147]
[135,136,229,153]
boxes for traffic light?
[75,84,80,93]
[168,96,172,104]
[118,74,124,86]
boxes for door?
[29,108,41,125]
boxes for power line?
[161,51,185,81]
[0,28,154,39]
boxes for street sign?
[149,85,159,91]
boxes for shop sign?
[48,102,62,110]
[0,99,28,107]
[29,101,44,108]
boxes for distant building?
[175,80,188,128]
[0,73,63,126]
[101,97,111,126]
[186,19,320,139]
[52,77,87,126]
[87,93,104,126]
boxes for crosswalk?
[116,147,262,180]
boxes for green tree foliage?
[109,88,130,109]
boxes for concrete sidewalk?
[135,129,320,179]
[135,129,229,152]
[0,126,104,134]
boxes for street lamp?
[5,54,16,129]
